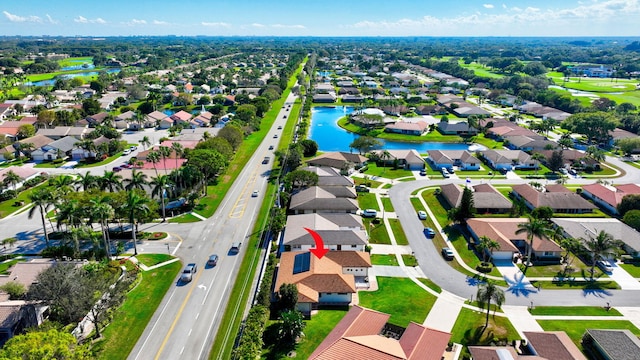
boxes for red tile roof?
[582,183,640,208]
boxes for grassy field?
[530,306,621,316]
[357,192,379,210]
[520,259,606,278]
[287,308,349,359]
[619,263,640,278]
[358,277,437,327]
[389,218,409,245]
[365,219,392,245]
[538,319,640,348]
[458,61,506,79]
[371,254,399,266]
[0,182,48,219]
[533,279,619,290]
[417,278,442,293]
[362,162,413,179]
[450,308,520,346]
[58,57,93,68]
[93,260,182,360]
[135,254,175,267]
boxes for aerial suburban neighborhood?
[0,3,640,360]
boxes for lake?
[25,68,121,87]
[309,106,474,152]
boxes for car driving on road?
[441,247,454,260]
[180,263,198,283]
[424,227,436,238]
[418,211,427,220]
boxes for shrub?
[476,262,493,273]
[52,158,64,164]
[0,281,26,300]
[0,190,17,202]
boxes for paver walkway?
[502,305,544,338]
[423,291,464,332]
[495,261,537,292]
[369,244,414,255]
[606,260,640,290]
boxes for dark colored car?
[207,254,219,267]
[424,227,436,238]
[441,247,454,260]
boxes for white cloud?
[252,23,265,28]
[45,14,58,24]
[74,16,106,24]
[153,20,169,25]
[201,21,231,28]
[3,11,42,23]
[502,4,507,9]
[483,4,494,9]
[130,19,147,25]
[271,24,305,29]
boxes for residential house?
[342,95,364,103]
[511,184,596,214]
[440,183,512,214]
[505,135,557,152]
[85,112,110,127]
[338,87,360,95]
[609,128,637,148]
[469,331,586,360]
[467,218,563,263]
[437,120,478,136]
[426,150,480,171]
[0,104,14,121]
[374,149,425,170]
[191,111,213,127]
[145,111,169,128]
[486,125,540,141]
[283,213,367,252]
[314,83,335,94]
[71,135,110,161]
[170,110,193,127]
[480,149,537,171]
[309,305,451,360]
[0,117,38,141]
[384,121,427,135]
[1,135,55,160]
[538,149,599,170]
[582,329,640,360]
[298,166,355,187]
[0,167,39,188]
[35,126,91,140]
[306,152,367,172]
[552,218,640,259]
[273,251,371,316]
[569,65,613,78]
[31,136,78,162]
[312,93,337,103]
[289,186,359,215]
[173,127,219,141]
[115,110,136,129]
[581,183,640,215]
[414,105,445,115]
[451,103,491,117]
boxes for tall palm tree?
[49,174,75,195]
[476,236,500,263]
[476,280,505,330]
[515,217,552,272]
[27,188,54,248]
[100,171,123,192]
[125,191,150,256]
[158,146,172,175]
[140,136,151,150]
[3,170,22,191]
[530,153,545,176]
[74,171,98,192]
[171,142,184,173]
[584,230,619,280]
[150,175,172,222]
[90,196,114,259]
[55,199,82,231]
[146,151,161,177]
[125,169,148,191]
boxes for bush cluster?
[0,190,17,202]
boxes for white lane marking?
[195,312,200,320]
[133,288,179,360]
[188,329,192,337]
[198,284,206,291]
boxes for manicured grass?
[168,213,201,223]
[358,277,437,327]
[447,227,502,278]
[520,259,606,278]
[365,219,392,245]
[468,133,506,150]
[58,57,93,67]
[381,197,394,212]
[388,218,409,246]
[357,192,379,211]
[530,306,621,316]
[532,279,619,290]
[451,308,520,346]
[538,319,640,348]
[362,162,413,179]
[417,278,442,293]
[401,254,418,267]
[458,61,506,79]
[74,152,124,168]
[0,257,23,275]
[619,263,640,278]
[371,254,399,266]
[420,189,450,227]
[291,308,349,359]
[0,182,48,219]
[354,177,383,189]
[465,300,503,313]
[92,260,182,360]
[135,254,175,267]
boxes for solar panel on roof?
[293,252,311,274]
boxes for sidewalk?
[502,305,544,338]
[423,291,464,332]
[369,244,414,255]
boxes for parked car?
[180,263,198,283]
[262,156,270,164]
[207,254,219,267]
[441,167,449,174]
[597,260,613,273]
[252,190,259,197]
[424,227,436,238]
[419,169,427,176]
[441,247,454,260]
[362,209,377,218]
[112,166,122,172]
[442,170,450,178]
[355,185,370,192]
[129,145,138,151]
[417,211,427,220]
[122,149,131,156]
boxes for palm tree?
[3,170,22,191]
[151,175,172,222]
[49,174,75,195]
[75,171,98,191]
[476,236,500,263]
[100,171,123,192]
[476,280,505,330]
[584,230,619,280]
[171,142,184,173]
[125,191,150,256]
[158,146,172,175]
[55,199,82,231]
[125,169,148,191]
[146,151,161,177]
[530,153,545,176]
[90,196,114,259]
[586,145,606,164]
[27,188,54,248]
[140,136,151,151]
[515,217,552,272]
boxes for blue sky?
[1,0,639,37]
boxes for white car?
[251,190,259,197]
[596,260,613,273]
[122,149,131,156]
[417,211,427,220]
[362,209,377,218]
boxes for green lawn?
[458,61,506,79]
[365,219,392,245]
[0,257,23,275]
[465,300,503,313]
[538,319,640,348]
[291,309,349,359]
[520,259,606,278]
[388,218,409,246]
[362,163,413,179]
[354,177,383,189]
[0,182,48,219]
[530,306,621,316]
[451,308,520,347]
[371,254,399,266]
[92,260,182,360]
[357,192,379,211]
[381,197,394,212]
[135,254,175,267]
[447,227,502,278]
[401,254,418,267]
[619,263,640,278]
[532,279,619,290]
[358,277,437,327]
[417,278,442,293]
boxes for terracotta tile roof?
[171,110,193,122]
[467,218,562,252]
[582,183,640,208]
[310,305,451,360]
[524,331,587,360]
[307,152,368,169]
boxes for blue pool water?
[309,106,473,152]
